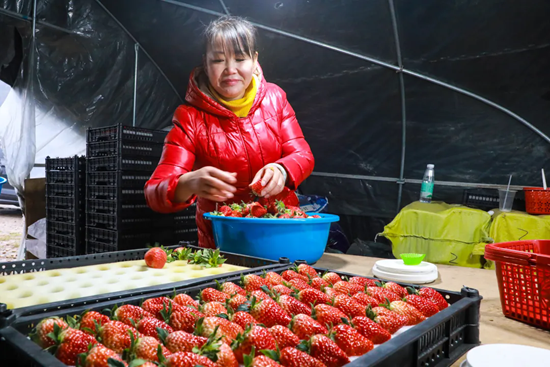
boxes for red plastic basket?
[485,240,550,330]
[524,187,550,215]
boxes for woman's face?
[205,39,258,101]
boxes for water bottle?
[419,164,435,203]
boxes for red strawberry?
[331,294,367,318]
[231,311,259,329]
[329,323,373,356]
[231,325,277,363]
[321,272,341,286]
[296,288,331,306]
[133,335,172,362]
[79,311,110,335]
[312,304,349,328]
[288,314,328,340]
[366,306,407,334]
[281,269,309,282]
[217,281,247,297]
[246,296,292,327]
[242,274,269,292]
[309,277,330,291]
[169,306,205,333]
[114,304,154,326]
[366,286,400,303]
[30,317,68,348]
[279,347,327,367]
[227,294,249,311]
[351,316,391,344]
[303,334,350,367]
[278,213,291,219]
[159,329,208,353]
[80,344,127,367]
[332,281,363,296]
[348,276,376,288]
[271,284,293,296]
[201,301,228,317]
[142,297,180,319]
[97,320,139,353]
[404,294,439,317]
[264,271,284,287]
[194,316,244,345]
[248,202,268,217]
[351,293,380,308]
[54,328,98,365]
[377,281,407,298]
[173,293,200,309]
[269,325,300,350]
[200,288,231,303]
[324,287,343,299]
[249,289,273,301]
[164,351,217,367]
[285,278,312,291]
[243,353,282,367]
[385,300,426,325]
[137,316,173,339]
[219,205,233,216]
[250,180,266,196]
[276,294,312,316]
[144,247,167,269]
[416,287,449,311]
[296,264,319,279]
[216,342,239,367]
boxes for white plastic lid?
[375,259,437,275]
[427,164,434,169]
[464,344,550,367]
[372,263,438,284]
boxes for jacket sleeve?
[144,106,197,213]
[275,92,315,190]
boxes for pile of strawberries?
[212,201,321,219]
[29,264,448,367]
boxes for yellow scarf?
[208,76,258,118]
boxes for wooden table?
[316,253,550,366]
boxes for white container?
[372,259,438,284]
[460,344,550,367]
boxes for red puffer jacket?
[144,65,314,248]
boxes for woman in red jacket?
[145,16,314,248]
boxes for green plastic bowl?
[400,253,426,266]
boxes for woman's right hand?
[176,166,237,202]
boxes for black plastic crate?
[87,140,163,158]
[87,212,152,231]
[45,156,86,172]
[87,199,153,217]
[87,186,145,202]
[47,233,81,250]
[45,196,76,211]
[152,212,196,228]
[85,227,152,254]
[153,226,198,245]
[87,171,150,188]
[45,208,78,224]
[45,183,78,198]
[46,171,79,185]
[86,124,167,144]
[46,245,79,259]
[46,221,79,238]
[87,156,157,172]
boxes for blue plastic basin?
[0,177,6,195]
[203,213,340,263]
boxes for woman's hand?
[251,164,286,198]
[176,166,237,202]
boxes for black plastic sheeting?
[1,0,550,247]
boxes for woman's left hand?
[252,164,286,198]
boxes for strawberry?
[329,324,373,356]
[168,306,205,333]
[159,329,207,353]
[96,320,139,353]
[384,300,426,325]
[324,287,343,299]
[296,288,331,306]
[134,362,156,367]
[278,213,291,219]
[142,297,180,319]
[230,310,259,329]
[331,294,367,318]
[248,202,268,217]
[52,327,98,365]
[264,199,286,215]
[144,247,167,269]
[351,293,380,308]
[241,274,269,292]
[132,335,172,362]
[321,272,342,286]
[136,316,173,339]
[250,180,266,196]
[245,296,292,327]
[300,334,350,367]
[80,344,127,367]
[416,287,449,311]
[113,304,154,326]
[243,353,282,367]
[201,301,228,317]
[275,347,327,367]
[231,325,277,363]
[219,205,233,216]
[295,264,319,279]
[227,293,248,311]
[199,288,231,303]
[332,281,363,296]
[309,277,330,291]
[194,316,244,344]
[173,293,200,309]
[217,280,247,297]
[249,289,272,301]
[312,304,349,328]
[350,316,391,344]
[404,294,439,317]
[288,314,328,340]
[264,271,284,287]
[285,278,312,291]
[78,311,110,335]
[366,286,401,303]
[348,276,376,288]
[269,325,300,350]
[164,351,217,367]
[366,306,406,334]
[276,294,311,316]
[29,317,68,348]
[377,281,407,298]
[281,269,309,282]
[271,284,293,296]
[216,342,240,367]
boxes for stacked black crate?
[85,125,197,254]
[45,156,86,258]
